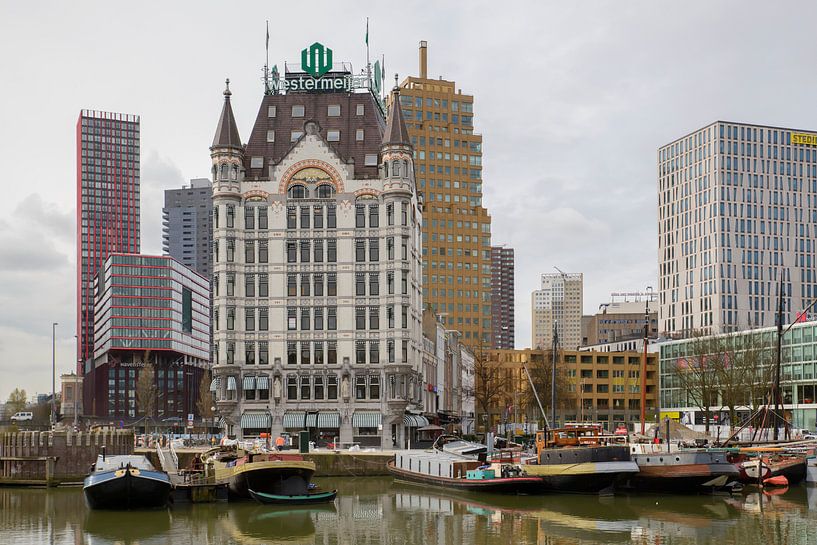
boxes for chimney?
[419,40,428,79]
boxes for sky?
[2,0,817,402]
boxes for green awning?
[209,377,221,392]
[242,376,256,390]
[240,411,271,429]
[352,411,382,428]
[283,411,306,429]
[403,415,429,427]
[226,376,237,391]
[317,412,340,428]
[256,375,269,390]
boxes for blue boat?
[83,454,172,510]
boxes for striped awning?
[209,377,221,392]
[240,411,271,429]
[283,411,306,429]
[256,375,269,390]
[403,415,430,427]
[242,376,256,390]
[352,411,382,428]
[317,412,340,428]
[227,376,237,391]
[305,413,318,428]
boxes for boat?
[202,446,318,500]
[83,452,172,510]
[248,488,337,505]
[807,455,817,485]
[387,439,544,494]
[522,427,639,494]
[621,444,741,493]
[732,452,808,485]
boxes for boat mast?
[640,297,649,435]
[551,320,558,427]
[773,272,783,441]
[523,364,550,432]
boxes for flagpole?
[264,20,270,94]
[366,17,371,89]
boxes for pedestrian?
[275,435,285,451]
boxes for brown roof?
[243,91,386,179]
[382,87,410,147]
[212,81,243,150]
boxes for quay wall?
[0,431,133,485]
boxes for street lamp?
[51,322,58,429]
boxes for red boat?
[730,452,807,485]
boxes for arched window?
[287,184,307,199]
[316,184,335,199]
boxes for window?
[387,237,394,259]
[369,375,380,399]
[227,342,235,365]
[259,342,268,365]
[301,307,310,330]
[300,240,310,262]
[356,104,364,116]
[356,129,364,141]
[328,374,338,399]
[287,274,297,297]
[387,306,394,328]
[327,130,340,141]
[328,307,337,330]
[267,106,277,117]
[258,274,268,297]
[317,184,335,199]
[287,206,296,228]
[402,340,408,362]
[402,305,408,328]
[327,204,336,228]
[327,274,337,296]
[401,202,408,225]
[245,240,255,263]
[245,207,255,229]
[251,157,263,169]
[364,154,378,166]
[355,307,366,330]
[245,342,256,365]
[356,341,366,364]
[287,343,297,366]
[313,239,323,262]
[368,205,379,227]
[292,105,305,117]
[314,273,324,296]
[369,307,379,330]
[300,274,310,296]
[387,271,394,294]
[327,239,337,262]
[356,273,366,296]
[300,342,310,365]
[387,203,394,225]
[287,242,297,263]
[369,273,379,295]
[287,307,297,330]
[258,307,268,330]
[369,341,379,364]
[401,272,408,295]
[266,130,275,143]
[258,207,268,229]
[245,308,255,331]
[369,238,379,261]
[226,239,235,262]
[291,130,304,142]
[226,273,235,296]
[401,236,408,260]
[314,307,324,330]
[300,206,310,229]
[387,340,395,363]
[258,241,268,263]
[327,104,341,117]
[355,239,366,262]
[314,375,325,399]
[245,274,255,297]
[355,376,366,400]
[314,341,324,365]
[313,206,323,228]
[356,205,366,228]
[287,375,297,398]
[226,307,235,330]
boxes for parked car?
[11,412,33,422]
[803,432,817,441]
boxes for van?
[11,412,33,422]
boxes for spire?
[212,78,243,150]
[382,79,410,147]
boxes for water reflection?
[0,479,815,545]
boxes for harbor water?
[1,478,815,544]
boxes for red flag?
[796,311,808,323]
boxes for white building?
[532,272,583,350]
[659,121,817,335]
[209,68,424,448]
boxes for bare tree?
[473,346,509,432]
[196,370,215,428]
[136,351,157,434]
[673,331,720,434]
[521,349,574,427]
[6,388,27,415]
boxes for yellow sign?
[792,133,817,146]
[660,411,680,420]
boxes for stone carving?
[273,376,282,399]
[341,375,350,400]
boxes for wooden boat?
[621,444,741,493]
[83,453,172,510]
[388,449,544,494]
[733,453,808,485]
[248,488,337,505]
[203,447,317,500]
[523,427,639,494]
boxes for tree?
[6,388,27,415]
[673,331,720,434]
[136,352,157,434]
[472,346,509,432]
[521,349,574,428]
[196,370,215,427]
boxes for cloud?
[140,150,186,255]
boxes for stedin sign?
[267,42,381,94]
[792,132,817,146]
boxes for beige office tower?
[532,273,583,350]
[396,41,492,347]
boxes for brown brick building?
[490,246,515,349]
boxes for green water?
[1,478,815,544]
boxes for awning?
[352,411,382,428]
[240,411,271,429]
[242,376,256,390]
[283,411,306,429]
[227,376,237,391]
[209,377,221,392]
[256,375,269,390]
[305,413,318,428]
[317,412,340,428]
[403,415,430,427]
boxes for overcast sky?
[2,1,817,402]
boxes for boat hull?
[83,468,172,510]
[738,457,807,485]
[220,460,317,499]
[524,461,639,493]
[387,461,544,494]
[623,450,740,493]
[248,488,337,505]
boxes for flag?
[796,311,808,323]
[365,18,369,45]
[265,21,269,49]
